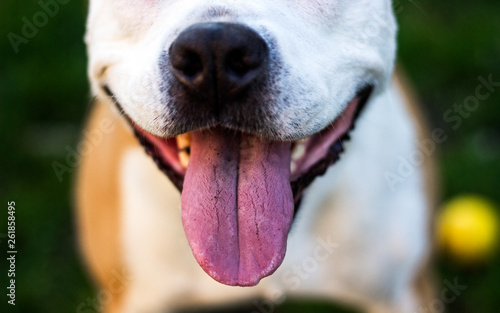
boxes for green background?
[1,0,499,312]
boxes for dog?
[77,0,436,312]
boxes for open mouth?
[132,85,372,203]
[107,84,372,287]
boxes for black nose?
[169,23,268,102]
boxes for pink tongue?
[181,128,294,286]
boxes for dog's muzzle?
[169,23,269,106]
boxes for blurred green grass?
[1,0,499,312]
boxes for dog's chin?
[121,84,372,286]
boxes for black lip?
[101,84,373,216]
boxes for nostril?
[180,51,203,78]
[170,48,204,83]
[225,45,266,83]
[227,49,254,77]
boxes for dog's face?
[86,0,397,286]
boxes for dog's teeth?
[179,151,190,168]
[290,161,297,173]
[177,133,191,149]
[291,142,306,161]
[177,133,191,168]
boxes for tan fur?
[76,101,137,313]
[394,69,438,308]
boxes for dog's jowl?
[77,1,435,312]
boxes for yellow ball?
[436,195,499,263]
